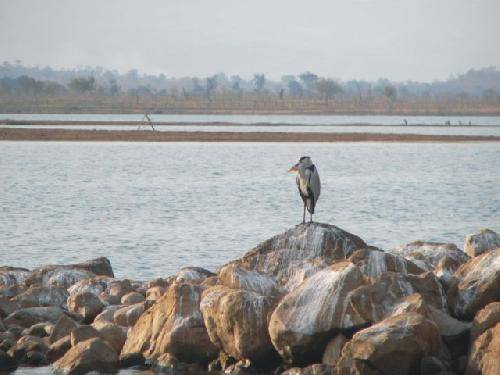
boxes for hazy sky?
[1,0,499,82]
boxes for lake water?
[1,141,499,281]
[2,113,500,136]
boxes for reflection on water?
[2,113,500,125]
[1,142,499,281]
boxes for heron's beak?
[288,163,299,172]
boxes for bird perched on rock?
[289,156,321,223]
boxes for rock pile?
[0,226,499,374]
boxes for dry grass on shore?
[1,127,499,143]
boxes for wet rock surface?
[0,226,498,375]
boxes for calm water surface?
[2,113,500,136]
[1,141,499,280]
[3,113,500,125]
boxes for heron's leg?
[302,204,306,224]
[310,212,313,223]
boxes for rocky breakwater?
[0,225,499,375]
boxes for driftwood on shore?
[0,224,499,374]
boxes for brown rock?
[145,286,166,301]
[336,313,447,375]
[92,321,127,354]
[70,325,101,347]
[26,268,95,289]
[4,306,64,328]
[349,248,424,278]
[465,229,500,258]
[0,296,20,318]
[448,249,500,320]
[201,285,279,363]
[268,262,367,364]
[67,291,103,323]
[283,363,334,375]
[94,305,123,325]
[0,349,17,372]
[120,281,218,364]
[434,255,466,289]
[228,223,366,291]
[348,273,423,323]
[0,266,30,288]
[466,322,500,375]
[26,257,114,288]
[52,337,118,374]
[322,334,346,367]
[13,286,69,308]
[8,334,48,363]
[67,276,114,297]
[406,271,448,311]
[120,291,145,305]
[0,284,25,299]
[218,263,280,296]
[46,335,71,363]
[391,241,469,272]
[151,352,205,373]
[49,314,78,344]
[113,303,144,327]
[470,302,500,342]
[22,322,54,338]
[175,266,215,284]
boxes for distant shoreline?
[1,120,500,128]
[1,128,499,142]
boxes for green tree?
[68,76,95,93]
[383,85,396,100]
[253,73,266,92]
[316,78,342,104]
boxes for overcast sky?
[1,0,499,82]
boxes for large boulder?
[13,286,68,308]
[448,249,500,320]
[67,276,114,298]
[228,223,366,291]
[113,303,144,327]
[348,273,421,323]
[466,322,500,375]
[336,312,448,375]
[0,267,30,288]
[94,305,123,325]
[321,334,346,367]
[121,291,145,305]
[175,267,215,284]
[46,335,72,363]
[218,263,280,296]
[8,334,48,365]
[465,229,500,258]
[91,321,127,354]
[348,248,424,278]
[25,257,113,288]
[52,337,118,374]
[120,281,218,364]
[470,302,500,342]
[391,241,469,273]
[200,285,279,363]
[50,314,78,344]
[0,297,20,318]
[268,261,367,364]
[67,291,103,323]
[4,307,64,328]
[70,325,101,347]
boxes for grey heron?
[288,156,321,223]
